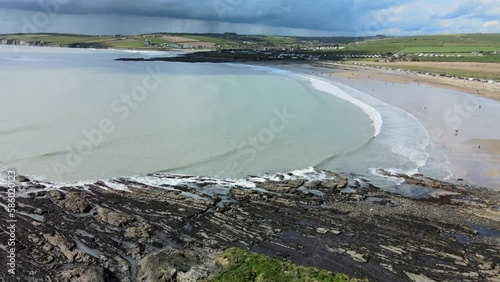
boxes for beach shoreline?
[3,43,498,189]
[318,62,500,101]
[301,62,500,190]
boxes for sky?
[0,0,499,36]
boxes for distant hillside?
[1,33,498,63]
[297,35,388,44]
[0,32,384,50]
[342,34,500,63]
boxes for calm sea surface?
[0,46,437,188]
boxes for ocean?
[0,45,446,188]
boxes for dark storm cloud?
[1,0,498,35]
[0,0,412,32]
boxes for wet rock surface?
[0,170,499,281]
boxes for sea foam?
[226,64,383,137]
[302,75,383,137]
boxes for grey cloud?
[0,0,412,32]
[441,0,500,20]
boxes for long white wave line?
[302,75,383,137]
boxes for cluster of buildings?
[309,46,346,51]
[142,40,210,49]
[219,49,382,61]
[142,39,210,49]
[415,53,464,58]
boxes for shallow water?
[327,71,500,189]
[0,46,438,188]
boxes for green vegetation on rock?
[210,248,365,282]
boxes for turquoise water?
[0,46,436,185]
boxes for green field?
[182,35,233,46]
[1,34,112,45]
[2,33,499,65]
[0,33,223,49]
[344,33,500,54]
[210,248,364,282]
[262,35,296,45]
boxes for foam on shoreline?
[227,63,383,137]
[330,81,433,177]
[224,63,438,181]
[302,75,383,137]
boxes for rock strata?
[0,170,498,281]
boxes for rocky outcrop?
[137,248,219,282]
[0,170,498,282]
[97,207,133,226]
[49,190,64,200]
[125,224,151,240]
[258,179,305,193]
[62,265,107,282]
[43,233,89,263]
[59,192,91,213]
[15,175,30,182]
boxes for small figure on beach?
[479,105,482,109]
[478,145,481,150]
[455,130,459,136]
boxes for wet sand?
[467,139,500,179]
[283,63,500,190]
[329,66,500,189]
[322,62,500,101]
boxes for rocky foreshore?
[0,170,499,281]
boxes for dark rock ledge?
[0,170,498,282]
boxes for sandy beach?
[290,63,500,190]
[319,62,500,101]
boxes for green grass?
[345,41,403,53]
[343,33,500,55]
[104,40,148,49]
[182,35,232,46]
[262,36,295,45]
[1,34,108,45]
[210,248,365,282]
[3,33,500,62]
[140,36,170,44]
[0,34,179,49]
